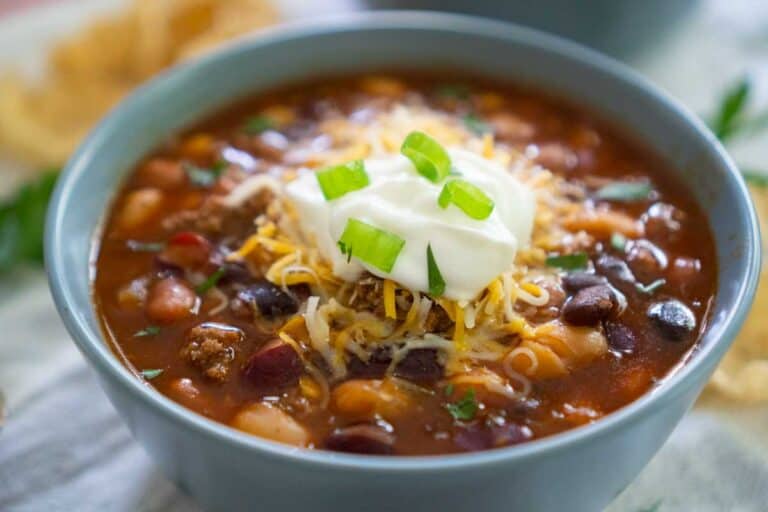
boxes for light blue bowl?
[45,12,760,512]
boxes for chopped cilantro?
[636,278,666,294]
[446,388,478,421]
[195,266,226,295]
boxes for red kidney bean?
[647,300,696,341]
[604,321,636,354]
[562,285,616,326]
[394,348,443,384]
[237,282,298,318]
[562,272,607,294]
[243,339,303,390]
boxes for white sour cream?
[285,148,536,301]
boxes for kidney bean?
[243,339,303,390]
[562,272,607,294]
[347,347,392,379]
[146,278,197,323]
[604,321,636,354]
[562,285,616,326]
[647,300,696,341]
[626,240,667,282]
[325,425,395,455]
[454,422,532,451]
[237,282,298,319]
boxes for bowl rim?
[45,11,761,472]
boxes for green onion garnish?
[446,388,478,421]
[610,233,627,252]
[463,114,492,136]
[636,278,666,294]
[337,218,405,273]
[595,181,652,202]
[126,240,165,253]
[437,179,495,220]
[401,131,451,183]
[134,326,161,338]
[140,369,164,380]
[316,160,369,200]
[243,115,275,135]
[545,252,589,270]
[426,244,446,297]
[195,266,226,295]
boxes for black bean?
[647,300,696,341]
[347,347,392,379]
[325,425,395,455]
[595,254,636,285]
[237,281,298,318]
[562,272,607,294]
[455,422,532,451]
[604,321,636,354]
[562,285,616,326]
[394,348,443,384]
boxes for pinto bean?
[647,300,696,341]
[117,188,163,231]
[243,339,303,390]
[146,278,197,323]
[562,285,616,326]
[325,425,395,455]
[231,403,309,447]
[237,282,298,319]
[137,158,186,190]
[562,272,607,294]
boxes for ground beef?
[181,322,244,381]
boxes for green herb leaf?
[183,161,226,188]
[426,244,446,296]
[711,77,751,142]
[610,232,627,252]
[444,383,455,397]
[446,389,478,421]
[401,131,452,183]
[243,115,275,135]
[435,83,471,100]
[463,114,492,136]
[0,168,59,273]
[636,278,666,294]
[338,218,405,273]
[134,326,161,337]
[140,368,164,380]
[595,181,652,202]
[195,266,226,295]
[545,252,589,270]
[438,179,495,220]
[316,160,369,200]
[126,240,165,253]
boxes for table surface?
[0,1,767,511]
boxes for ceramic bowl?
[45,12,760,512]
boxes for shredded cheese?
[383,279,397,319]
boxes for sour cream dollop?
[285,148,536,301]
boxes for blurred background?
[0,1,766,511]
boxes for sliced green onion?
[437,179,495,220]
[426,244,446,297]
[446,388,478,421]
[126,240,165,253]
[195,266,226,295]
[545,252,589,270]
[134,326,161,338]
[463,114,492,136]
[610,233,627,252]
[338,218,405,273]
[316,160,369,200]
[243,115,275,134]
[401,131,451,183]
[140,369,164,380]
[595,181,652,202]
[636,278,666,294]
